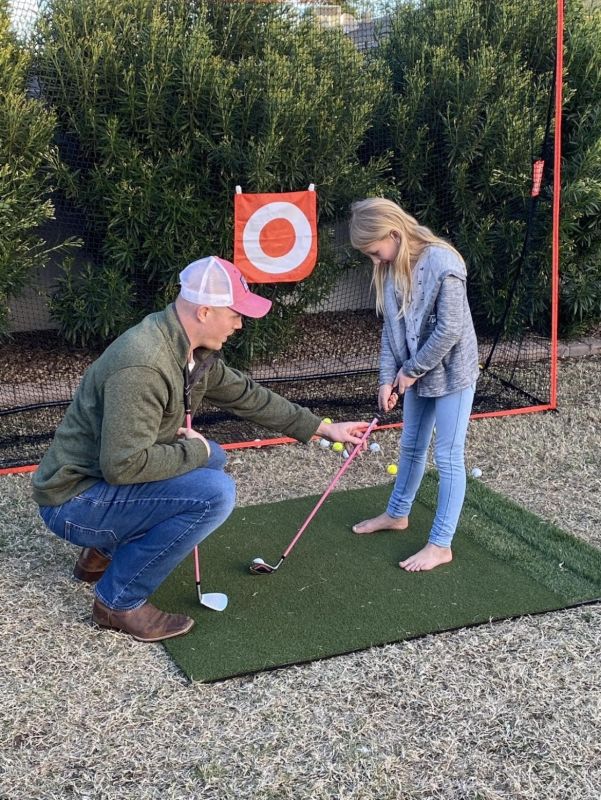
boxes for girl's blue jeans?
[387,384,475,548]
[38,442,235,611]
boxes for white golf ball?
[369,442,381,453]
[471,467,483,478]
[319,438,331,449]
[252,557,265,565]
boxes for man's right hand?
[176,427,211,457]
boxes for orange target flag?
[234,187,317,283]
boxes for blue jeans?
[38,443,235,611]
[387,385,475,548]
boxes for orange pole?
[550,0,564,410]
[0,464,38,476]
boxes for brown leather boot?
[73,548,112,583]
[92,598,195,642]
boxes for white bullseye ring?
[242,201,312,274]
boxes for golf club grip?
[282,416,380,558]
[183,365,192,417]
[193,544,201,584]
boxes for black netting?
[1,0,561,468]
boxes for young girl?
[349,198,480,572]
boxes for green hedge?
[378,0,600,337]
[0,0,73,339]
[37,0,389,355]
[372,0,557,335]
[1,0,599,348]
[559,0,601,334]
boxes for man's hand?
[176,427,211,457]
[316,420,370,449]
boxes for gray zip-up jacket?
[380,245,480,397]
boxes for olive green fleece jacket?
[32,304,321,506]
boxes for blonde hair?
[349,197,463,317]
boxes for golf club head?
[249,557,276,575]
[199,591,228,612]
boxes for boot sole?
[92,618,195,643]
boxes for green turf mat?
[153,474,601,682]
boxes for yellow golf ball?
[386,463,398,475]
[332,442,344,453]
[322,417,333,424]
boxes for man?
[33,256,368,642]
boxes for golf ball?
[319,438,331,449]
[369,442,381,453]
[322,417,333,424]
[252,557,265,565]
[342,450,349,459]
[386,464,398,475]
[471,467,483,478]
[332,442,344,452]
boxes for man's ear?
[196,305,211,323]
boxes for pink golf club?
[184,366,228,612]
[249,414,382,575]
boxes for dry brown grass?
[1,356,600,800]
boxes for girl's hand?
[316,420,370,449]
[395,369,417,394]
[379,383,399,412]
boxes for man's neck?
[173,298,199,350]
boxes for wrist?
[316,415,335,439]
[316,422,330,438]
[402,360,425,379]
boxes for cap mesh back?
[200,259,233,305]
[179,256,234,305]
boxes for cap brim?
[230,291,272,319]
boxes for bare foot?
[399,543,452,572]
[352,512,408,535]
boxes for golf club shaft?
[186,398,200,586]
[281,415,380,559]
[183,365,227,609]
[184,365,203,587]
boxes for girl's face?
[363,234,400,268]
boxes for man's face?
[198,306,243,350]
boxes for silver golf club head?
[249,556,283,575]
[196,586,228,612]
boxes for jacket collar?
[157,304,215,369]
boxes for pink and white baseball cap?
[179,256,272,318]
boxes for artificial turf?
[153,473,601,682]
